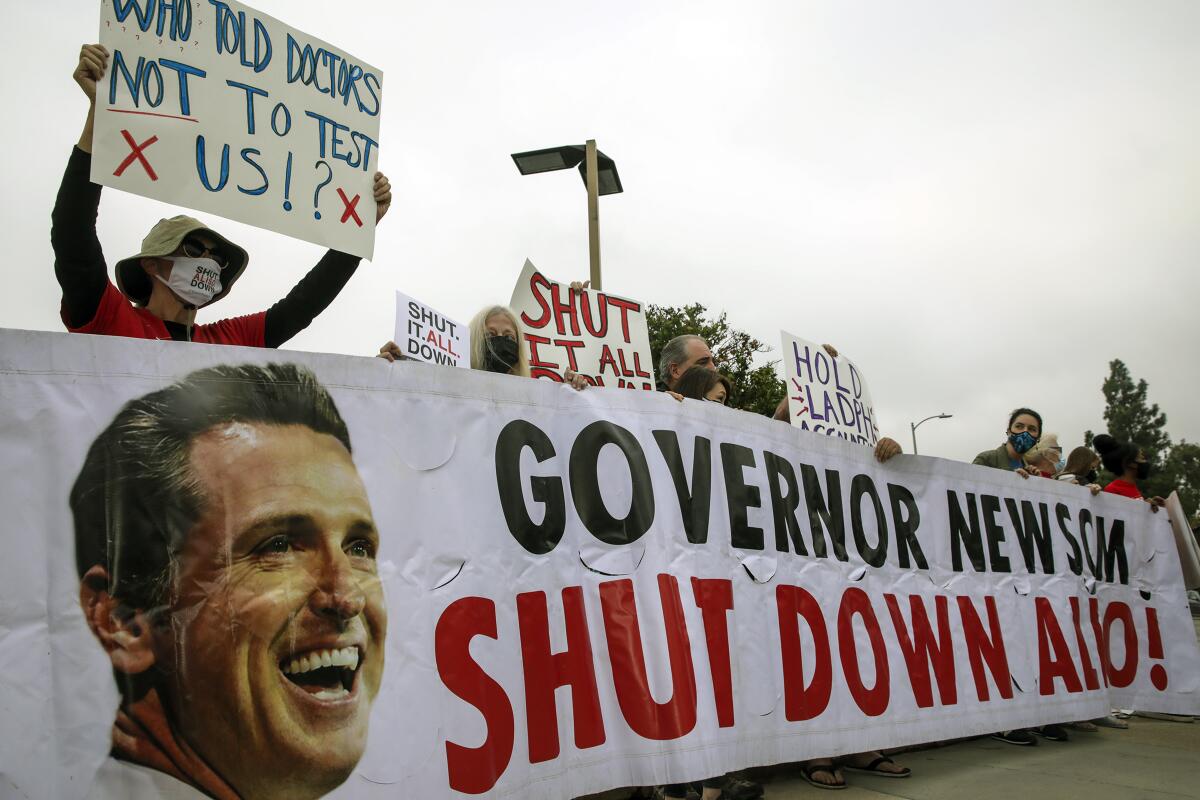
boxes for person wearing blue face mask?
[972,407,1043,479]
[971,407,1076,745]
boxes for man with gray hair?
[657,334,718,392]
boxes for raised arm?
[52,44,110,329]
[262,172,392,347]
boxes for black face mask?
[1136,461,1151,481]
[1084,470,1098,484]
[483,335,519,374]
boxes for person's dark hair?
[69,363,351,613]
[674,365,732,403]
[1061,445,1099,478]
[1093,433,1139,476]
[1008,407,1043,434]
[658,334,706,386]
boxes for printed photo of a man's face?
[71,363,386,800]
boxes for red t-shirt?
[62,280,266,347]
[1103,478,1142,499]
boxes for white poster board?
[782,331,880,446]
[1165,493,1200,589]
[93,0,382,258]
[393,291,469,367]
[509,260,655,389]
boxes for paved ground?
[753,716,1199,799]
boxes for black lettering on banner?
[1004,499,1055,574]
[887,483,927,569]
[1102,518,1128,585]
[652,430,712,544]
[1079,509,1098,578]
[569,421,654,545]
[850,474,887,568]
[763,451,807,556]
[1083,515,1129,585]
[495,420,566,554]
[799,464,848,561]
[1055,503,1082,575]
[947,491,986,572]
[980,494,1011,573]
[720,443,764,551]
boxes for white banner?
[782,331,880,446]
[509,260,655,389]
[394,291,469,368]
[93,0,382,258]
[1,329,1197,800]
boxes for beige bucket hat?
[114,215,249,308]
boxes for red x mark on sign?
[337,187,363,227]
[113,129,159,181]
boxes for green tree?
[645,303,784,416]
[1160,441,1200,519]
[1085,359,1187,501]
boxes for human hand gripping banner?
[0,329,1197,800]
[93,0,382,258]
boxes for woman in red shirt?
[1093,434,1166,510]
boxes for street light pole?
[511,142,623,293]
[910,413,953,455]
[585,139,601,290]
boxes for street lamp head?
[586,150,623,195]
[939,413,953,419]
[511,145,585,175]
[511,144,624,195]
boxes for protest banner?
[1165,493,1200,589]
[394,291,469,367]
[93,0,382,258]
[509,259,654,389]
[1,328,1198,799]
[782,331,880,446]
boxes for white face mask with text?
[155,256,223,308]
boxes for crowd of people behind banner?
[53,44,1183,800]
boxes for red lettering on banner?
[956,595,1014,701]
[1145,607,1168,690]
[599,575,698,740]
[1088,597,1111,686]
[597,345,618,376]
[838,588,890,716]
[606,296,640,343]
[526,333,558,370]
[550,283,580,337]
[776,584,832,721]
[884,594,957,708]
[1103,601,1138,688]
[516,588,606,763]
[521,272,554,330]
[691,577,736,728]
[554,339,585,372]
[1069,597,1101,690]
[1035,597,1084,695]
[435,597,514,795]
[632,350,652,379]
[580,294,609,337]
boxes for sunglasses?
[181,236,229,269]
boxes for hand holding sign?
[74,43,109,105]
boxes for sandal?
[800,762,846,790]
[841,754,912,778]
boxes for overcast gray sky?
[3,0,1197,463]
